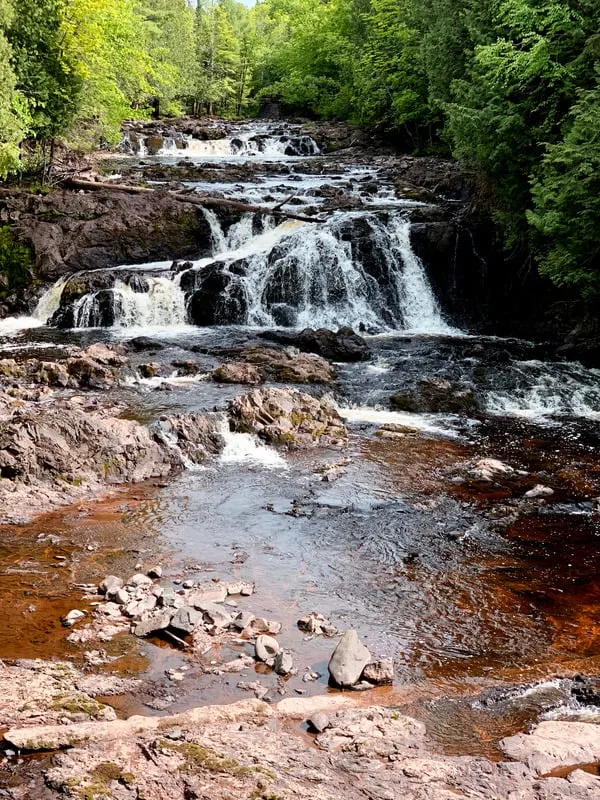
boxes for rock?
[228,387,347,449]
[328,630,371,688]
[98,575,123,597]
[500,720,600,775]
[274,650,294,675]
[114,588,130,605]
[196,601,234,629]
[362,659,394,685]
[525,484,554,498]
[128,337,164,352]
[61,609,86,628]
[307,711,331,733]
[212,362,264,385]
[232,611,255,631]
[255,634,281,663]
[298,612,337,636]
[249,617,282,635]
[470,458,516,482]
[391,377,477,414]
[133,610,173,638]
[226,581,255,596]
[127,573,154,589]
[188,584,228,605]
[147,565,163,579]
[169,606,203,636]
[260,327,371,362]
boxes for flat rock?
[328,630,371,688]
[188,584,228,605]
[169,606,203,636]
[362,659,394,685]
[133,610,173,638]
[500,720,600,775]
[196,600,234,629]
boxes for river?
[0,121,599,762]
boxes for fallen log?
[65,178,325,224]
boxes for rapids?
[1,121,600,760]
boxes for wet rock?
[138,362,161,378]
[470,458,516,482]
[196,600,234,629]
[212,362,264,385]
[500,720,600,775]
[391,377,477,414]
[133,610,173,638]
[62,609,86,628]
[127,573,153,589]
[525,484,554,498]
[227,580,254,596]
[260,327,371,362]
[362,659,394,685]
[169,606,203,636]
[188,583,228,605]
[128,337,164,352]
[255,634,281,663]
[230,346,335,384]
[297,612,337,636]
[228,387,348,449]
[147,565,163,579]
[232,611,255,631]
[274,650,294,676]
[98,575,123,597]
[328,630,371,688]
[249,617,282,635]
[307,711,331,733]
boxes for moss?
[65,778,113,800]
[91,763,123,783]
[160,740,276,782]
[51,694,108,719]
[0,225,35,300]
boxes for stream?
[1,121,600,762]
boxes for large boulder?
[260,327,370,363]
[228,387,347,449]
[328,630,371,688]
[391,377,478,414]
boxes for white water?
[218,421,286,468]
[338,406,467,439]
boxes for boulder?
[133,610,173,638]
[391,377,477,414]
[196,601,234,629]
[212,362,264,386]
[500,720,600,775]
[260,327,371,363]
[274,651,294,676]
[328,630,371,688]
[470,458,516,482]
[98,575,123,597]
[228,387,347,449]
[307,711,331,733]
[525,484,554,498]
[235,346,334,384]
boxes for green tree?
[0,0,24,176]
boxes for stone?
[127,573,153,589]
[147,565,163,578]
[391,377,477,414]
[229,387,347,449]
[62,609,85,628]
[298,612,337,636]
[226,581,255,597]
[196,601,234,629]
[470,458,516,482]
[307,711,331,733]
[259,327,371,362]
[328,630,371,688]
[114,588,130,606]
[525,484,554,498]
[133,610,173,638]
[98,575,123,597]
[188,584,228,605]
[500,720,600,775]
[212,362,264,385]
[250,617,282,635]
[169,606,203,636]
[274,651,294,676]
[232,611,255,631]
[255,635,281,663]
[362,659,394,685]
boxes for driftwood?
[65,178,325,223]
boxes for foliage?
[0,0,25,177]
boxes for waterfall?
[72,277,187,328]
[184,211,456,333]
[34,275,69,324]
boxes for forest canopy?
[0,0,598,293]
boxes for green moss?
[159,740,275,781]
[91,763,123,783]
[0,225,35,300]
[65,778,113,800]
[51,694,108,719]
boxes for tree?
[0,0,24,177]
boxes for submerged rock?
[228,387,347,449]
[391,377,477,414]
[328,630,371,688]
